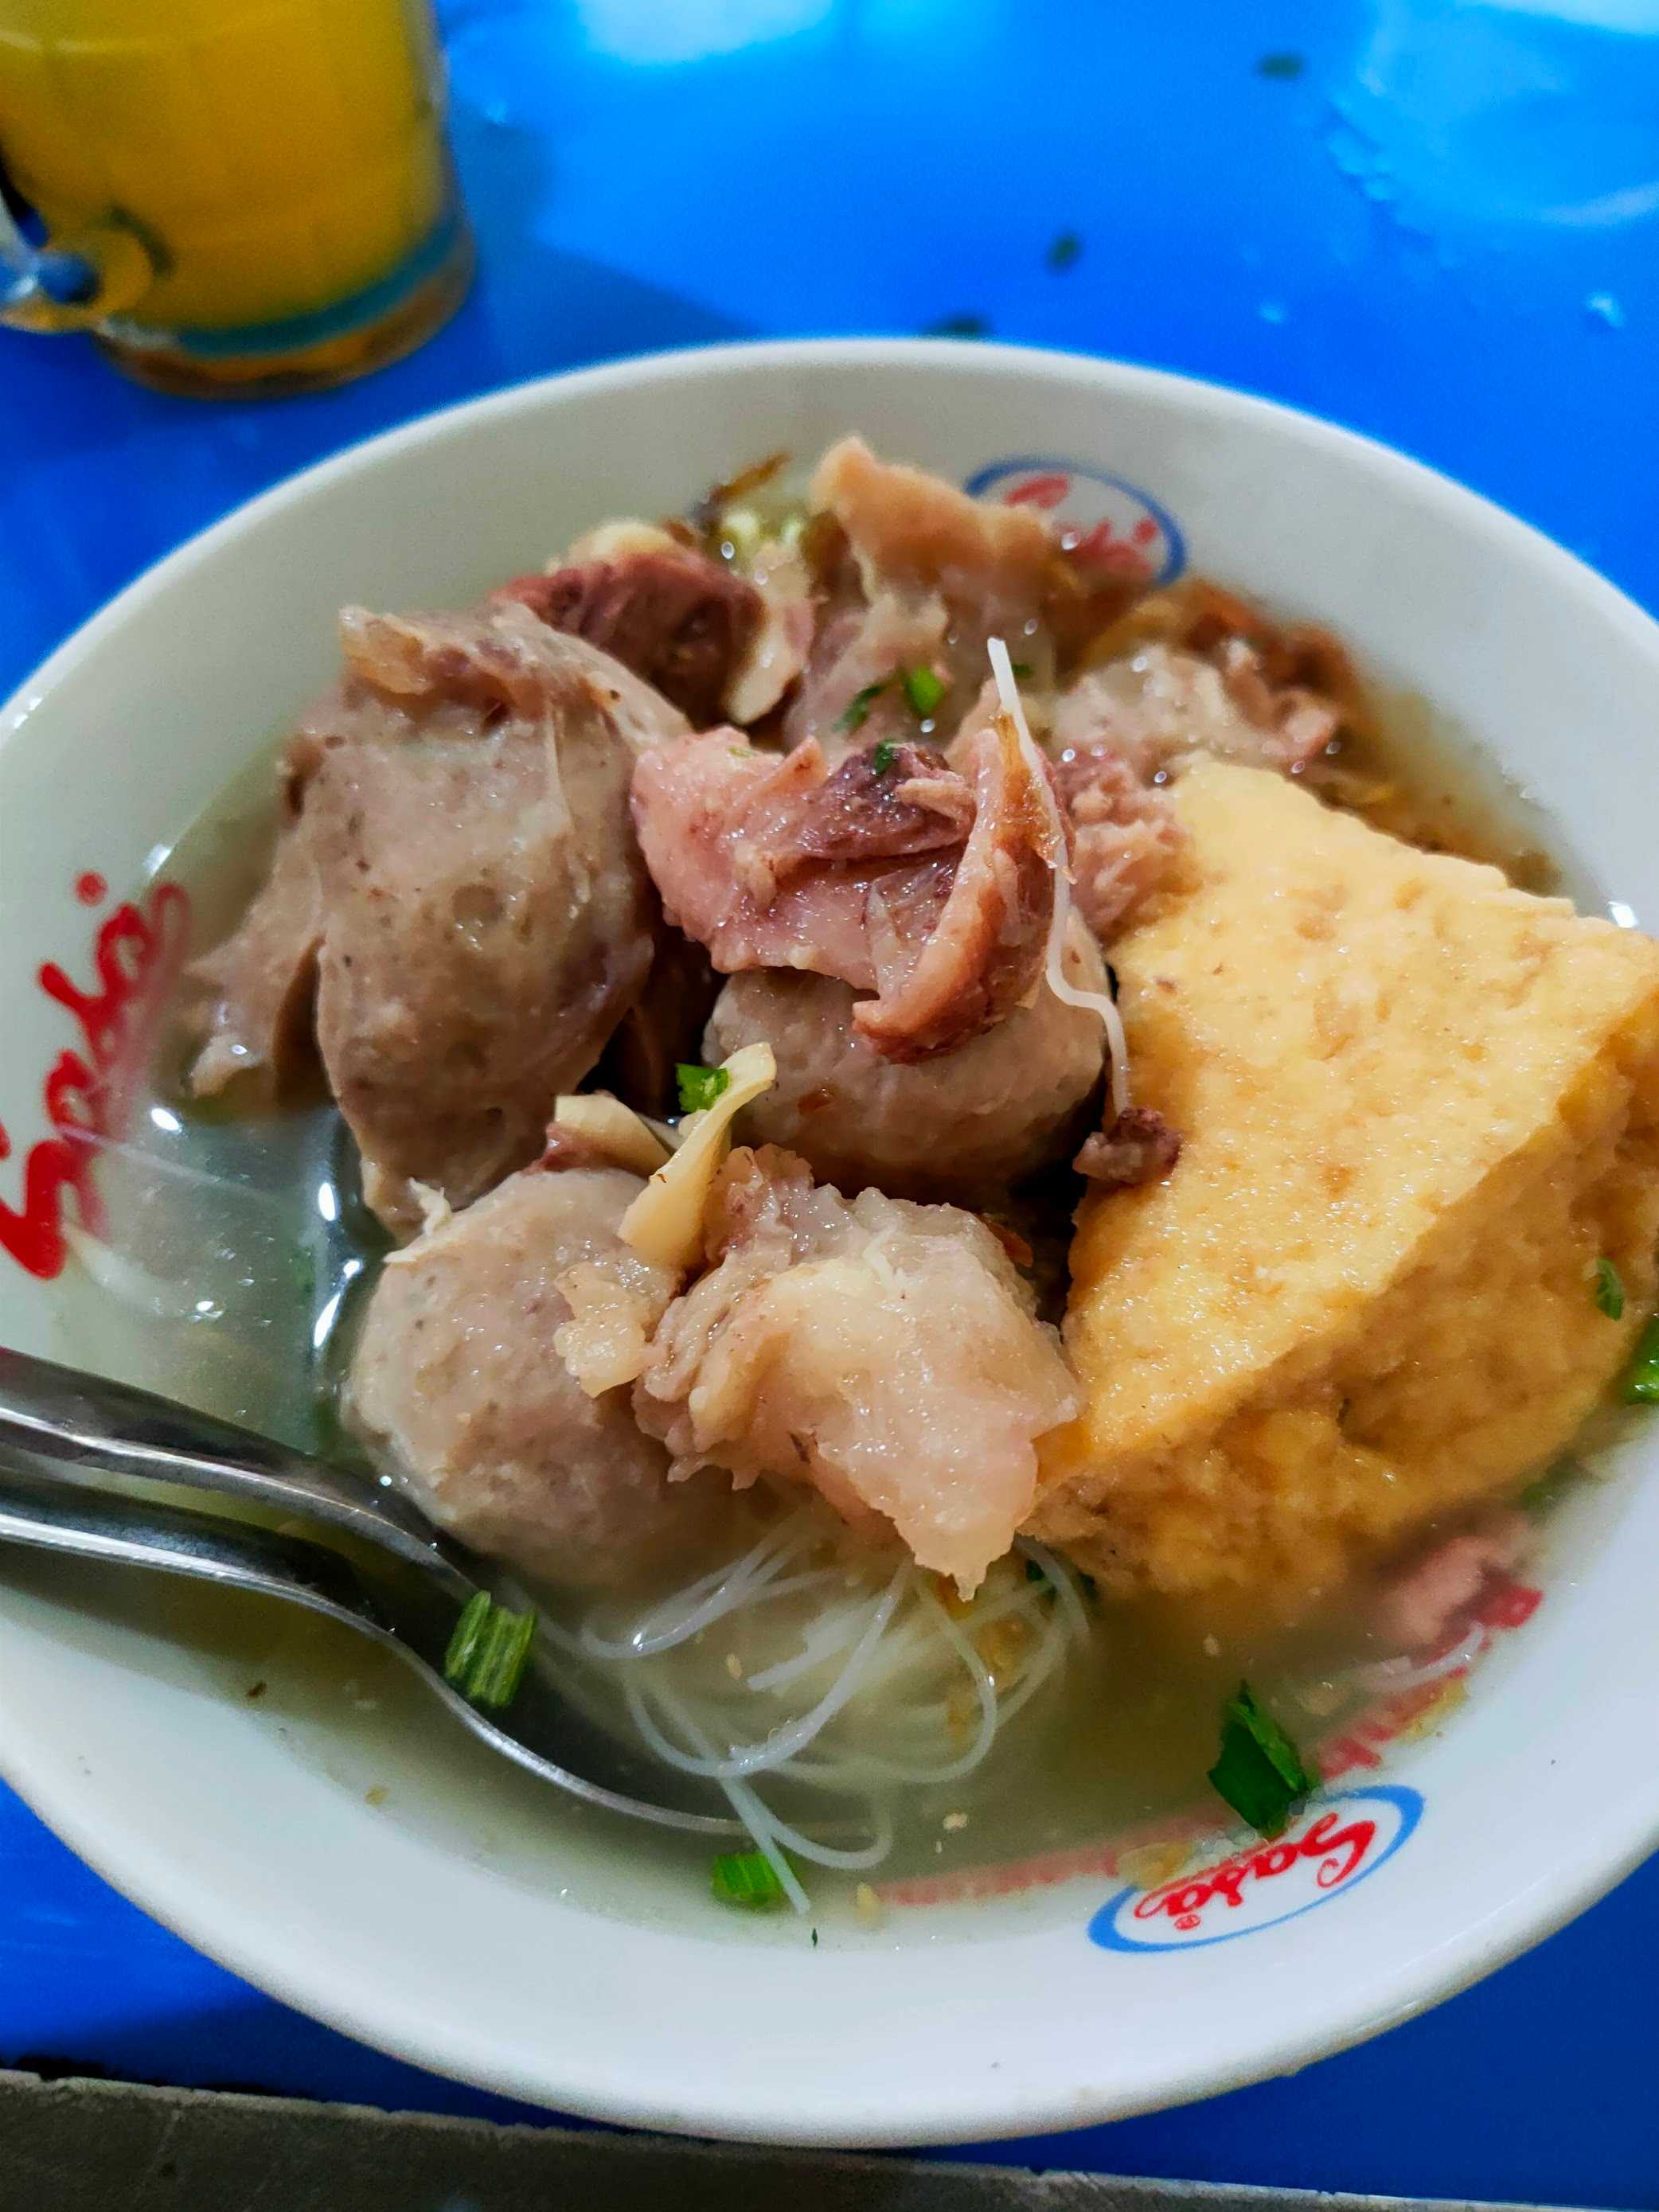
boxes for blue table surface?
[4,0,1659,2195]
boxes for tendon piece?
[1029,759,1659,1605]
[347,1167,714,1590]
[634,1147,1078,1592]
[702,921,1108,1199]
[494,541,761,728]
[190,604,687,1236]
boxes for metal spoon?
[0,1346,740,1838]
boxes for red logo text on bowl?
[964,457,1186,586]
[1089,1785,1422,1952]
[1,878,190,1281]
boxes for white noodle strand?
[987,635,1131,1117]
[566,1510,1091,1892]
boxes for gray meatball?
[346,1166,717,1590]
[704,927,1109,1201]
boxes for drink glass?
[0,0,472,396]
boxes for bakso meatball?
[703,920,1109,1200]
[634,1146,1078,1593]
[190,603,686,1239]
[348,1166,720,1590]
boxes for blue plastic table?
[3,1,1658,2197]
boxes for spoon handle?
[0,1462,390,1628]
[0,1345,450,1581]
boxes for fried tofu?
[1029,758,1659,1602]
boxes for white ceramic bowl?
[4,340,1659,2148]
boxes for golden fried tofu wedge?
[1029,758,1659,1604]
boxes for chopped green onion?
[1624,1315,1659,1402]
[902,665,946,718]
[443,1592,537,1711]
[835,681,888,734]
[443,1590,490,1679]
[676,1062,731,1114]
[870,739,898,775]
[1595,1258,1625,1319]
[711,1850,788,1910]
[478,1608,536,1707]
[1207,1682,1317,1839]
[1009,660,1034,679]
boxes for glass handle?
[0,202,155,332]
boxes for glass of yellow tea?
[0,0,472,396]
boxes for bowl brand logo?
[0,876,190,1282]
[1089,1785,1423,1953]
[964,457,1186,586]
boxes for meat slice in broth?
[702,919,1107,1199]
[494,538,761,729]
[1053,642,1337,785]
[634,1145,1078,1593]
[856,700,1059,1060]
[783,583,951,759]
[784,437,1056,753]
[632,731,974,967]
[189,603,686,1235]
[348,1165,719,1589]
[1050,741,1187,941]
[1044,634,1349,940]
[630,713,1058,1061]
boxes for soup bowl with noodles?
[2,339,1659,2143]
